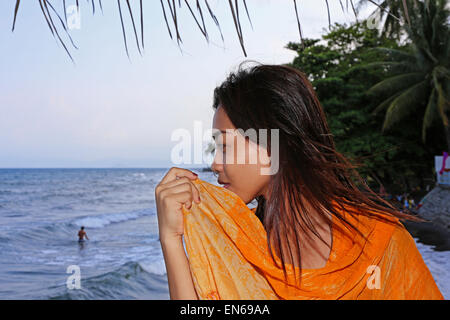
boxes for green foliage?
[368,0,450,148]
[285,21,446,192]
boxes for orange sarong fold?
[181,178,444,300]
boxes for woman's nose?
[211,155,224,174]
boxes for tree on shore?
[366,0,450,152]
[285,20,447,192]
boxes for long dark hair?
[212,60,422,285]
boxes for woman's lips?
[218,180,230,189]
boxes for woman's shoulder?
[378,218,444,299]
[383,219,417,256]
[383,217,429,266]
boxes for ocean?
[0,168,448,299]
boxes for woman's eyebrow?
[212,130,228,139]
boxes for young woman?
[155,61,443,300]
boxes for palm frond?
[125,0,142,55]
[293,0,304,48]
[39,0,75,63]
[140,0,144,50]
[228,0,247,57]
[433,72,449,127]
[357,0,429,38]
[364,0,401,22]
[372,47,416,61]
[401,0,411,26]
[167,0,183,47]
[63,0,67,23]
[242,0,253,30]
[12,0,20,31]
[382,80,429,132]
[10,0,379,61]
[160,0,173,40]
[372,91,402,115]
[184,0,209,43]
[46,1,78,49]
[350,0,358,20]
[204,0,224,43]
[422,88,437,142]
[354,61,416,74]
[325,0,331,28]
[117,0,130,59]
[368,72,424,96]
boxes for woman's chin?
[225,187,249,203]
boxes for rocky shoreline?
[402,184,450,251]
[416,185,450,229]
[403,220,450,251]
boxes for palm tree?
[357,0,411,39]
[368,0,450,152]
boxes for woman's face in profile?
[211,105,272,204]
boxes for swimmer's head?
[81,226,85,230]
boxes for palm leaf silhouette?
[367,0,450,149]
[369,72,424,97]
[382,80,429,132]
[10,0,384,61]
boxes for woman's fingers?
[162,181,200,205]
[155,168,201,240]
[156,176,201,204]
[165,190,193,209]
[160,167,198,185]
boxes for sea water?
[0,168,448,299]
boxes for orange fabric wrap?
[181,178,444,300]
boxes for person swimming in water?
[78,226,89,243]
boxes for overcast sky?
[0,0,372,168]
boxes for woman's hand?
[155,167,201,242]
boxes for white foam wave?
[140,258,167,276]
[73,210,152,229]
[414,238,450,299]
[131,173,152,180]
